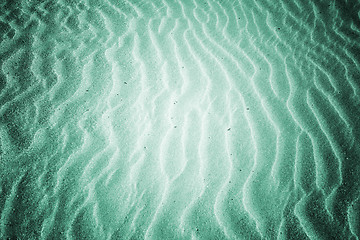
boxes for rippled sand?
[1,0,360,239]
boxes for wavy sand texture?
[0,0,359,239]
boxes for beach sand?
[0,0,360,239]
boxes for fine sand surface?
[1,0,360,239]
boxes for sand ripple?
[1,0,360,239]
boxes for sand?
[0,0,359,239]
